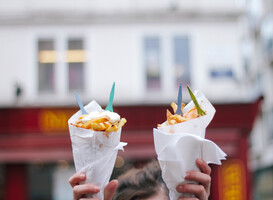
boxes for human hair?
[113,159,169,200]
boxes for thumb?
[104,180,118,200]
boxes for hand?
[69,172,118,200]
[176,159,211,200]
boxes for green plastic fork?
[187,85,206,116]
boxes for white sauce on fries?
[82,111,120,123]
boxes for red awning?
[0,128,241,163]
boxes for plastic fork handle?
[74,91,88,115]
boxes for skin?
[69,158,211,200]
[177,159,211,200]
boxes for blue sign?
[210,68,234,79]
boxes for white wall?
[0,0,252,106]
[0,0,244,14]
[0,20,246,106]
[0,26,32,105]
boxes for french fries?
[158,102,204,127]
[158,86,207,128]
[71,114,127,133]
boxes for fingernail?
[80,173,85,179]
[94,186,100,192]
[197,158,203,164]
[111,180,118,189]
[177,185,183,191]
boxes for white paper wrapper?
[68,100,127,199]
[153,91,226,200]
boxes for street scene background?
[0,0,273,199]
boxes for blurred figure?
[15,82,22,104]
[113,159,169,200]
[69,158,211,200]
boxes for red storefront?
[0,97,262,200]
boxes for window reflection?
[144,37,161,90]
[173,36,190,87]
[38,39,56,92]
[67,38,85,91]
[268,109,273,141]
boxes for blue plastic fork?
[175,84,183,116]
[73,91,88,115]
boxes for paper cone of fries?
[153,91,226,200]
[68,100,127,199]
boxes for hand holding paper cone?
[153,87,226,200]
[69,84,127,200]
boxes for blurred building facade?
[247,0,273,199]
[0,0,268,200]
[0,0,255,106]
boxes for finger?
[196,159,211,175]
[73,184,100,200]
[69,173,86,187]
[195,159,211,196]
[176,184,207,200]
[104,180,118,200]
[184,171,211,197]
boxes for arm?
[176,159,211,200]
[69,172,118,200]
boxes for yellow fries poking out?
[71,113,127,133]
[158,102,205,127]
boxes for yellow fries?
[158,102,203,127]
[171,102,185,113]
[118,118,127,127]
[171,102,177,113]
[71,114,127,133]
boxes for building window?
[144,37,161,90]
[254,167,273,199]
[0,164,4,200]
[67,38,85,91]
[173,36,190,87]
[28,163,54,199]
[38,39,56,92]
[268,108,273,141]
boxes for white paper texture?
[153,91,226,200]
[68,100,127,199]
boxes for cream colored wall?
[0,0,251,106]
[0,21,246,106]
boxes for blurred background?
[0,0,272,199]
